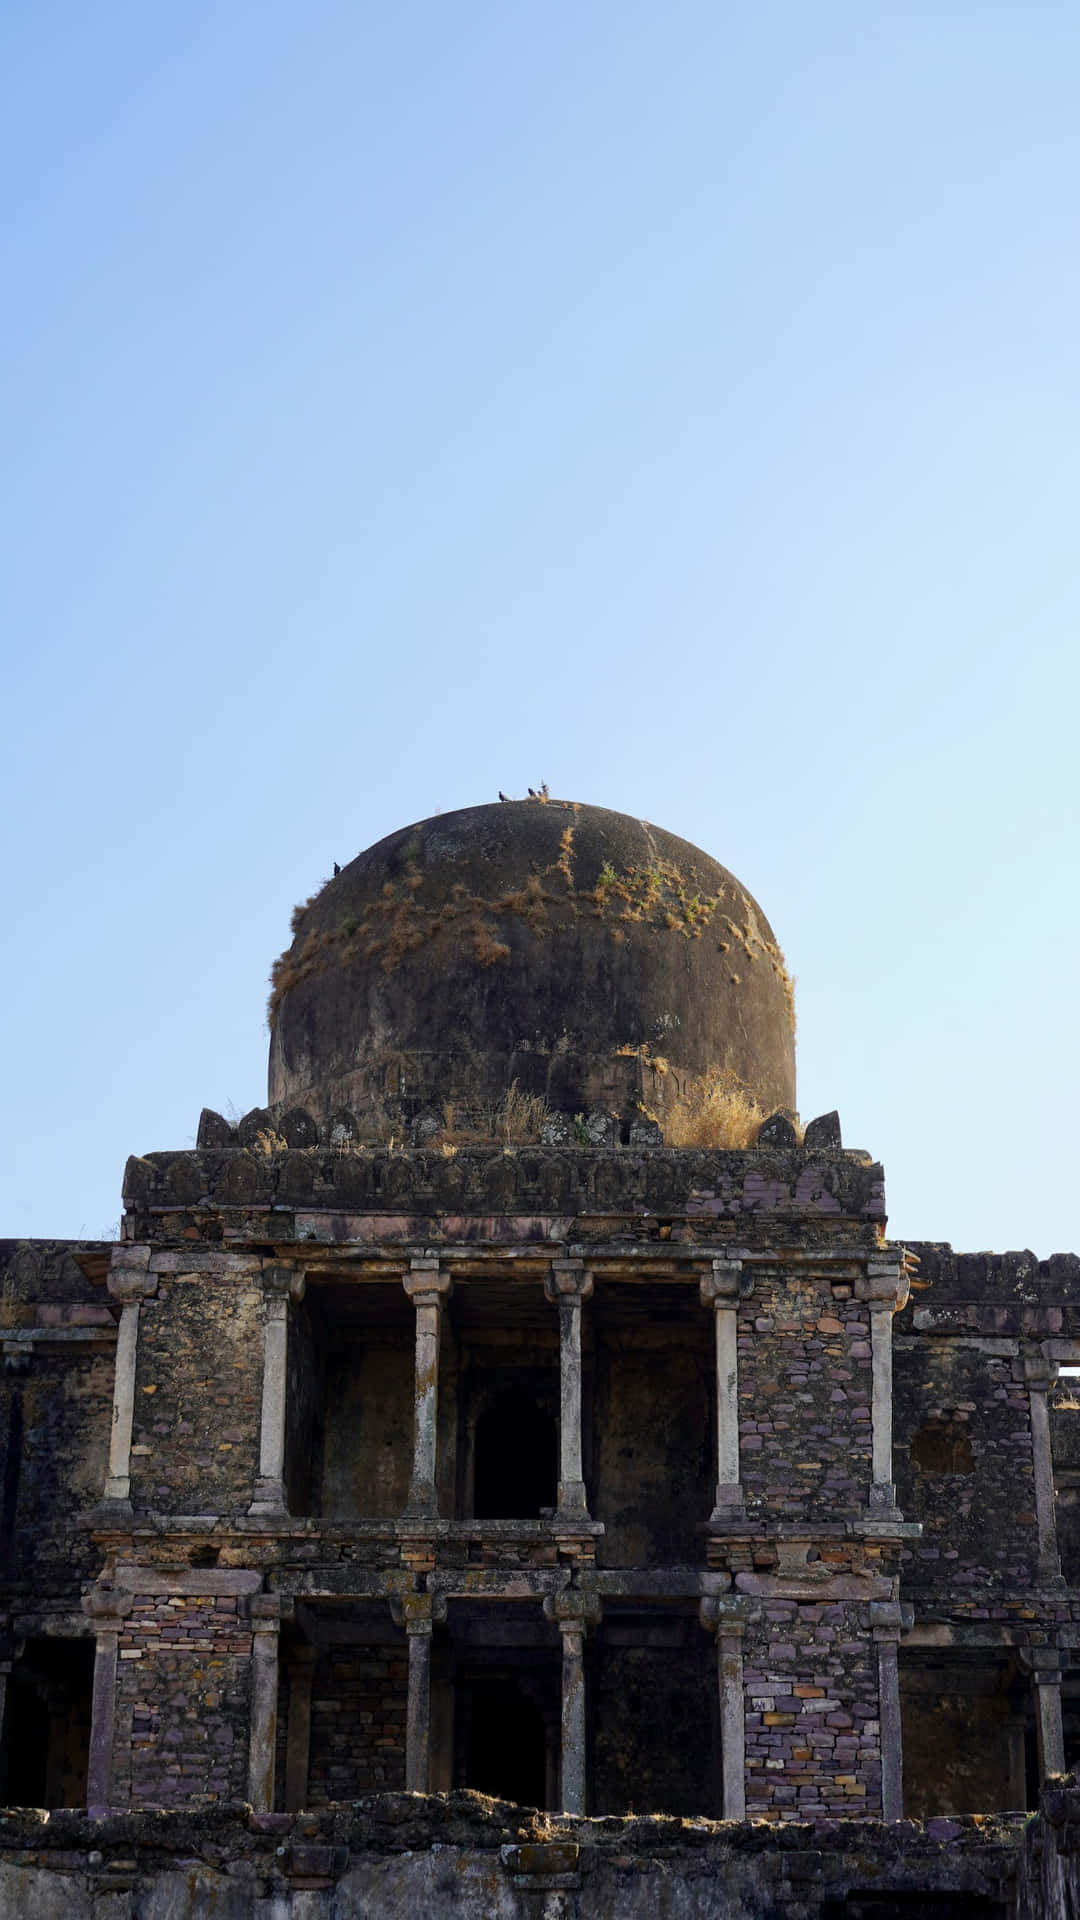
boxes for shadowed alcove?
[473,1386,558,1519]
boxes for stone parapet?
[0,1795,1030,1916]
[121,1144,886,1241]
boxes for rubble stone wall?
[737,1267,873,1525]
[131,1260,262,1514]
[305,1642,408,1802]
[894,1340,1040,1599]
[112,1589,254,1806]
[743,1598,882,1819]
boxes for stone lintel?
[852,1515,923,1539]
[111,1567,263,1596]
[734,1570,893,1601]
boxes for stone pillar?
[391,1592,447,1792]
[284,1646,315,1813]
[700,1259,744,1519]
[700,1593,750,1818]
[871,1602,905,1821]
[1034,1658,1066,1782]
[544,1262,593,1518]
[856,1255,910,1510]
[1025,1351,1062,1580]
[81,1576,133,1815]
[250,1265,305,1516]
[247,1595,281,1812]
[544,1591,601,1814]
[103,1249,157,1504]
[403,1261,452,1517]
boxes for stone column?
[1025,1351,1062,1580]
[544,1262,593,1518]
[391,1592,447,1792]
[81,1576,133,1815]
[103,1249,157,1504]
[1034,1657,1066,1781]
[871,1602,905,1821]
[700,1260,744,1520]
[250,1265,306,1517]
[544,1591,601,1814]
[403,1261,452,1517]
[856,1255,910,1510]
[284,1646,315,1812]
[247,1595,281,1812]
[700,1594,749,1818]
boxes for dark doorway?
[474,1389,558,1519]
[465,1680,547,1808]
[1,1638,94,1808]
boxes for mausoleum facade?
[3,798,1080,1917]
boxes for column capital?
[545,1262,593,1304]
[1018,1646,1064,1680]
[700,1258,744,1307]
[544,1589,602,1633]
[81,1576,134,1626]
[1025,1350,1058,1392]
[260,1263,305,1304]
[106,1246,158,1303]
[390,1591,448,1635]
[699,1593,752,1636]
[869,1599,908,1643]
[249,1593,283,1629]
[403,1262,452,1303]
[856,1255,909,1310]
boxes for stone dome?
[267,799,795,1134]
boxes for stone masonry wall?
[130,1259,262,1514]
[9,1349,113,1597]
[737,1268,873,1525]
[1050,1381,1080,1586]
[305,1644,408,1802]
[743,1600,882,1819]
[112,1589,253,1806]
[894,1340,1042,1603]
[0,1241,115,1608]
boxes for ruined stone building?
[3,798,1080,1916]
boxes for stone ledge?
[121,1146,887,1244]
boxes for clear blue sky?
[3,2,1078,1253]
